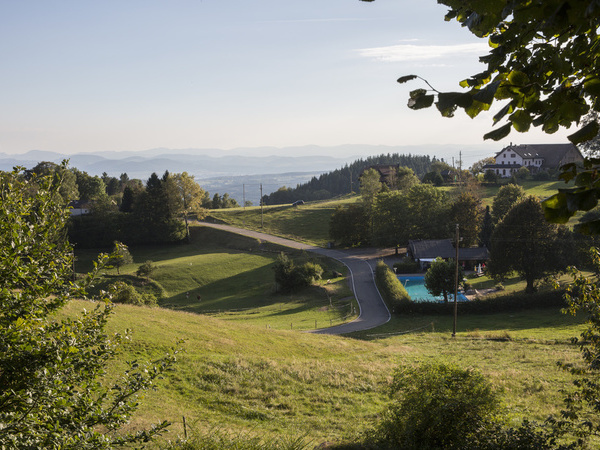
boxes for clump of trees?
[109,281,157,306]
[0,167,176,448]
[27,162,243,248]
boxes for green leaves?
[408,89,434,110]
[397,75,418,84]
[0,168,177,448]
[484,123,511,141]
[568,121,600,145]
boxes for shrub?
[109,281,157,306]
[483,170,499,184]
[297,261,323,285]
[272,253,323,293]
[365,362,500,449]
[375,260,411,312]
[137,259,157,279]
[533,170,552,181]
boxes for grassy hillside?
[75,225,355,331]
[207,196,358,247]
[59,298,586,447]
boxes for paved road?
[199,222,391,335]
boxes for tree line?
[27,161,239,248]
[261,153,434,205]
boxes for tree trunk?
[184,213,190,242]
[525,277,536,293]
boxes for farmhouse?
[483,143,583,178]
[363,164,401,187]
[408,239,489,271]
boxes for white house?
[68,200,92,216]
[483,143,583,178]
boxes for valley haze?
[0,144,493,205]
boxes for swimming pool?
[397,275,468,303]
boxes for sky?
[1,0,574,161]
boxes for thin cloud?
[357,42,489,62]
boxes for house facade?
[68,200,91,216]
[483,143,583,178]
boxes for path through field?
[199,222,391,335]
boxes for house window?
[511,154,515,158]
[503,154,506,158]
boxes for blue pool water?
[397,275,468,303]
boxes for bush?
[375,260,411,312]
[483,170,499,184]
[272,253,323,293]
[365,362,500,449]
[533,170,552,181]
[137,259,157,279]
[109,281,157,306]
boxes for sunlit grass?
[75,225,354,331]
[207,196,358,247]
[58,300,587,447]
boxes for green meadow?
[69,184,594,447]
[207,196,357,247]
[60,299,585,446]
[76,225,355,332]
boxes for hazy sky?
[1,0,573,157]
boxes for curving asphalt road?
[199,222,391,335]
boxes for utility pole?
[260,183,264,228]
[453,223,459,338]
[458,151,462,185]
[243,184,246,209]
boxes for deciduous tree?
[489,196,565,293]
[360,168,383,209]
[329,204,370,247]
[491,183,525,224]
[0,168,176,448]
[424,257,463,303]
[107,240,133,274]
[449,191,483,247]
[167,172,208,241]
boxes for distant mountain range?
[0,144,494,205]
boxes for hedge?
[375,261,411,312]
[394,289,566,315]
